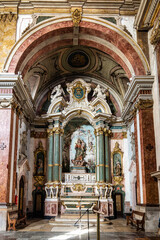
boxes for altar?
[43,78,115,218]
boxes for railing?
[74,203,94,240]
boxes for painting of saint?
[36,152,44,175]
[113,153,122,176]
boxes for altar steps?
[60,196,99,214]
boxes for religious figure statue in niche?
[51,84,64,101]
[72,138,86,166]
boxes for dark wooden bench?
[127,210,145,231]
[17,214,26,226]
[8,211,18,231]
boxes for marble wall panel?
[139,109,159,204]
[0,109,12,203]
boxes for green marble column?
[47,129,53,182]
[95,131,98,182]
[98,128,105,183]
[105,131,110,182]
[59,130,64,182]
[53,128,60,182]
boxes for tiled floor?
[0,218,160,240]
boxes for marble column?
[95,128,105,183]
[47,128,53,182]
[104,130,110,183]
[53,128,60,182]
[59,130,64,182]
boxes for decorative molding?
[71,9,82,27]
[0,12,17,23]
[30,131,47,138]
[0,73,35,120]
[0,98,12,108]
[150,18,160,45]
[122,76,154,120]
[134,0,159,30]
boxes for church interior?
[0,0,160,238]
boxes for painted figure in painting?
[115,161,122,176]
[37,157,44,175]
[72,138,86,166]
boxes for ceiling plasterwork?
[25,46,129,104]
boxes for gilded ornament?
[34,175,45,186]
[72,9,82,27]
[122,132,127,138]
[150,19,160,45]
[113,176,124,185]
[47,129,53,137]
[73,184,85,192]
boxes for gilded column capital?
[104,128,112,137]
[47,129,53,137]
[95,127,104,135]
[53,127,63,134]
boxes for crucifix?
[0,142,7,150]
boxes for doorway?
[18,177,24,217]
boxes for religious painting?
[111,142,123,185]
[34,141,46,176]
[70,124,96,173]
[63,118,96,173]
[68,50,89,68]
[113,153,122,176]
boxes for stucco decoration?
[44,78,113,128]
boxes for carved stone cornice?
[122,76,154,120]
[134,0,159,30]
[0,73,35,121]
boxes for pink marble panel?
[0,109,12,203]
[45,201,58,216]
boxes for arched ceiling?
[4,16,150,117]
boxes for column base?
[44,199,58,217]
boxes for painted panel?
[70,125,95,173]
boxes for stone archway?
[4,17,149,78]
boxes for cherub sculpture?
[51,84,64,101]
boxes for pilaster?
[123,76,159,205]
